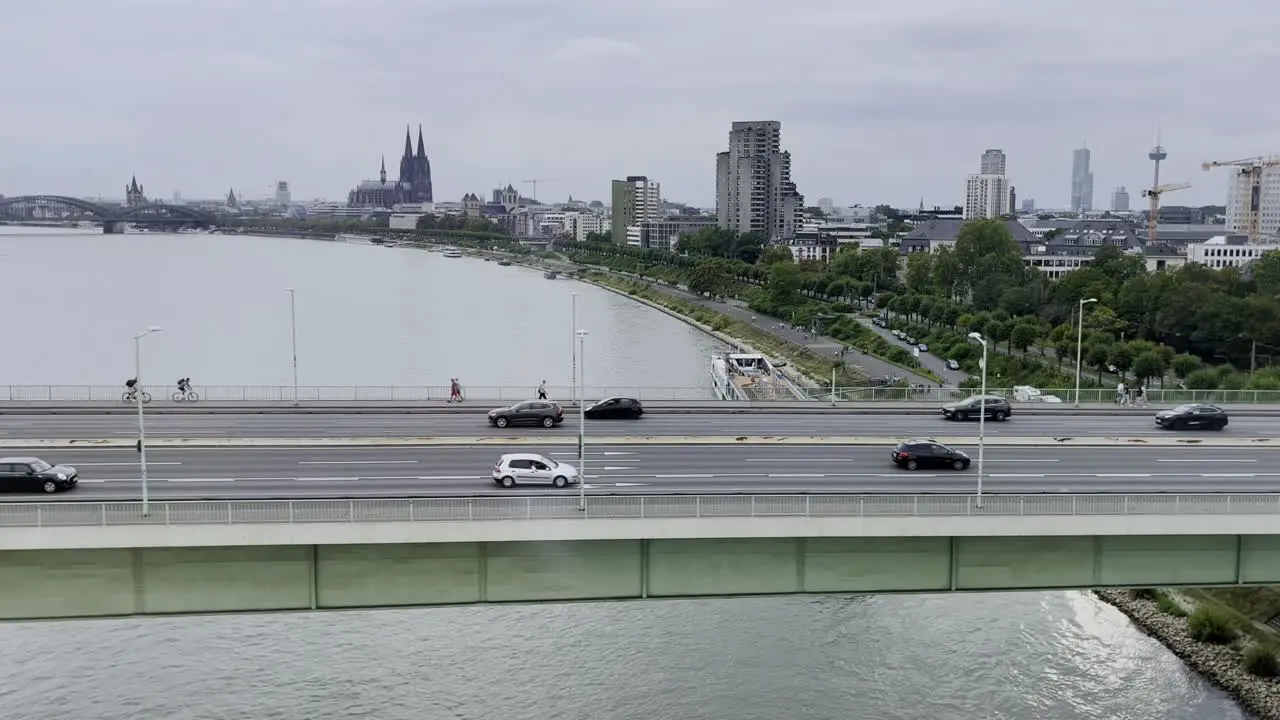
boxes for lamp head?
[1082,297,1097,305]
[145,325,163,333]
[967,331,985,344]
[285,287,295,293]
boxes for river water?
[0,226,1250,719]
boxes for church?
[347,125,434,208]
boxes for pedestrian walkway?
[647,281,938,387]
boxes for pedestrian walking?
[537,380,547,400]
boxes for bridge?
[1,494,1279,621]
[0,195,218,233]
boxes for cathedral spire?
[380,155,387,184]
[416,125,426,157]
[403,125,412,158]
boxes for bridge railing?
[1,494,1278,528]
[0,385,1277,405]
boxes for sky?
[3,0,1279,210]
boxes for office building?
[980,149,1007,176]
[1226,167,1280,241]
[1071,146,1094,212]
[963,174,1010,220]
[715,121,804,241]
[1111,186,1130,213]
[274,181,291,205]
[610,176,661,244]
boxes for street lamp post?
[134,326,163,515]
[570,292,579,406]
[967,331,988,508]
[1074,297,1098,407]
[576,329,589,510]
[286,288,299,405]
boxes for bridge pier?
[103,222,124,234]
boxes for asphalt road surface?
[2,444,1276,501]
[0,412,1268,439]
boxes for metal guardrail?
[0,385,1275,404]
[1,494,1277,528]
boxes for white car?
[492,453,580,488]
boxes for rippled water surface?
[0,593,1248,720]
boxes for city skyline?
[2,0,1277,208]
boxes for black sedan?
[891,439,971,471]
[1155,403,1229,431]
[584,397,644,420]
[487,401,565,428]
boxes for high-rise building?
[1111,186,1130,213]
[275,181,291,205]
[610,176,661,245]
[715,121,804,241]
[1226,167,1280,240]
[963,174,1010,220]
[817,198,834,214]
[1021,199,1036,212]
[1071,146,1094,212]
[980,149,1007,176]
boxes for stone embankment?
[1095,589,1280,719]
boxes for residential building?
[274,181,291,206]
[715,121,804,241]
[817,198,834,214]
[610,175,661,245]
[1111,186,1130,213]
[787,223,877,263]
[1071,146,1094,213]
[1225,166,1280,241]
[630,216,717,250]
[1142,244,1188,273]
[1187,234,1278,268]
[963,174,1010,220]
[980,149,1007,176]
[1021,199,1035,212]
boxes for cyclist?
[125,378,138,399]
[177,377,192,396]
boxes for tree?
[1108,343,1135,380]
[764,261,802,306]
[757,246,794,266]
[1086,343,1112,383]
[1132,350,1166,386]
[687,259,732,299]
[1171,353,1201,380]
[1010,322,1041,354]
[952,219,1025,309]
[904,253,934,294]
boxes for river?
[0,226,1250,719]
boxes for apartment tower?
[610,176,661,245]
[963,149,1010,220]
[1071,146,1094,212]
[715,121,803,241]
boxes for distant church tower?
[125,176,146,207]
[226,188,238,208]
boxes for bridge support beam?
[103,222,124,234]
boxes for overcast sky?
[3,0,1278,210]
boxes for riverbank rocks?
[1094,589,1280,719]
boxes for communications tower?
[1148,129,1168,189]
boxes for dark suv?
[891,439,970,471]
[0,456,79,493]
[487,401,565,428]
[941,394,1012,421]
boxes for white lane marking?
[73,462,183,467]
[768,473,826,478]
[1157,459,1256,463]
[165,478,235,483]
[744,458,1060,463]
[991,473,1047,478]
[551,451,635,457]
[110,431,228,436]
[599,466,636,471]
[1201,473,1257,478]
[295,475,486,482]
[297,460,419,465]
[655,474,714,478]
[613,482,649,487]
[1094,473,1151,478]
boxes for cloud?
[1,0,1278,209]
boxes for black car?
[941,394,1012,421]
[1155,404,1229,431]
[487,401,565,428]
[584,397,644,419]
[891,439,971,471]
[0,456,79,493]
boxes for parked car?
[492,453,579,488]
[1154,404,1229,431]
[941,395,1012,421]
[891,439,971,471]
[0,457,79,493]
[945,359,960,371]
[487,401,565,428]
[584,397,644,419]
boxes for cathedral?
[347,125,435,208]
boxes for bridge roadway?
[1,444,1275,501]
[1,409,1276,438]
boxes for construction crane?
[1201,156,1280,243]
[1142,182,1190,244]
[522,178,558,203]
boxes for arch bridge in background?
[0,195,219,231]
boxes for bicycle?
[172,389,200,402]
[122,390,152,404]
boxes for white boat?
[441,247,463,258]
[710,352,806,401]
